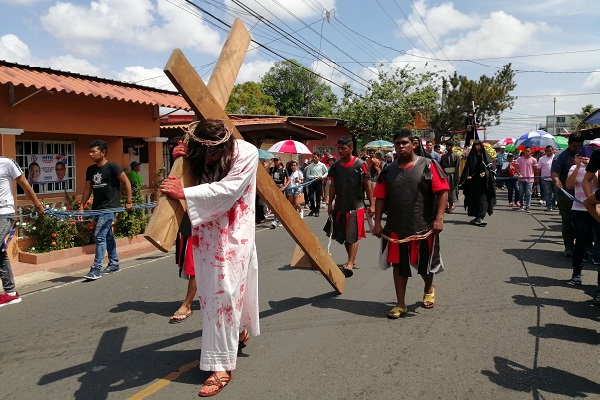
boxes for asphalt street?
[1,199,598,400]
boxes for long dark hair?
[186,119,235,182]
[285,160,298,176]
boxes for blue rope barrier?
[494,175,552,181]
[0,202,157,221]
[559,188,585,204]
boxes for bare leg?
[344,241,359,269]
[171,277,197,322]
[421,273,434,294]
[393,267,409,308]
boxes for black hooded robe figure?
[460,140,496,226]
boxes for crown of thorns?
[184,121,232,147]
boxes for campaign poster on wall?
[26,154,68,184]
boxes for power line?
[391,0,454,72]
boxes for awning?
[0,60,190,110]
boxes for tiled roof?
[0,60,190,110]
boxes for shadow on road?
[109,300,199,317]
[527,323,599,345]
[38,328,202,399]
[503,248,571,270]
[265,291,421,319]
[512,294,599,322]
[481,356,600,398]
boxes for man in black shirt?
[581,143,600,304]
[80,140,132,280]
[269,156,285,229]
[551,132,584,256]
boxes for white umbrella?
[268,140,312,154]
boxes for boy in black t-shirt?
[80,140,132,280]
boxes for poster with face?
[26,154,68,183]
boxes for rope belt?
[381,229,433,243]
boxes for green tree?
[260,60,337,117]
[575,104,597,130]
[429,64,517,144]
[337,66,440,148]
[226,82,277,115]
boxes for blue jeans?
[518,181,533,208]
[540,180,556,209]
[505,178,519,203]
[93,212,118,270]
[0,218,16,292]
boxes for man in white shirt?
[0,157,44,307]
[538,145,556,211]
[304,153,329,217]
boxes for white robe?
[183,139,260,372]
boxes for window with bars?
[15,140,76,194]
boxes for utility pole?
[553,97,556,135]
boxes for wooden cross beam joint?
[144,19,344,294]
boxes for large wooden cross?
[144,19,345,294]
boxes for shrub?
[115,183,149,238]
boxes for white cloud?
[47,55,101,76]
[582,71,600,91]
[40,0,222,56]
[401,0,480,42]
[117,66,174,90]
[0,34,33,64]
[236,60,275,84]
[442,11,548,60]
[224,0,335,20]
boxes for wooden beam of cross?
[165,27,344,294]
[163,49,345,294]
[144,18,250,252]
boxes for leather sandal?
[198,372,231,397]
[387,306,407,319]
[423,288,436,309]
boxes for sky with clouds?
[1,0,599,139]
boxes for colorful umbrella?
[496,137,515,147]
[258,149,274,161]
[515,130,556,151]
[554,135,568,149]
[268,140,312,154]
[517,137,559,151]
[505,144,517,152]
[364,140,394,150]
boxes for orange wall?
[0,84,162,205]
[0,85,159,137]
[305,124,350,155]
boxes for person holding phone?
[565,151,597,286]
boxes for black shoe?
[308,211,315,217]
[314,212,319,217]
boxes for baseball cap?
[130,161,141,168]
[500,145,506,149]
[272,155,281,160]
[386,152,393,158]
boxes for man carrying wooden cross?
[159,119,259,397]
[372,129,449,319]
